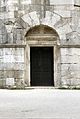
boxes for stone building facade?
[0,0,80,88]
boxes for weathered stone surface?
[50,0,74,5]
[0,48,24,87]
[0,0,80,88]
[61,48,80,86]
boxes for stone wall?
[61,48,80,87]
[0,48,24,88]
[0,0,80,88]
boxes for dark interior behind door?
[30,47,54,86]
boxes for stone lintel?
[26,36,58,41]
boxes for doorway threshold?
[25,86,57,89]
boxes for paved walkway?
[0,89,80,119]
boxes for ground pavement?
[0,88,80,119]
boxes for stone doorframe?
[24,25,61,87]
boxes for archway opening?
[25,25,59,86]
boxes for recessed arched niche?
[25,25,60,87]
[25,25,59,41]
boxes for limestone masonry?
[0,0,80,88]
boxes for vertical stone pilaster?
[24,44,30,86]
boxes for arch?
[25,24,59,38]
[24,24,61,87]
[21,11,63,39]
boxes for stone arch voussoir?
[21,11,66,40]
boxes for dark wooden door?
[30,47,54,86]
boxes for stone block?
[42,11,60,26]
[2,34,8,44]
[7,5,15,11]
[0,71,4,78]
[0,6,6,12]
[0,35,3,43]
[7,33,13,43]
[0,30,2,35]
[14,10,18,18]
[5,25,13,33]
[50,0,74,5]
[58,24,72,35]
[6,78,14,86]
[0,79,6,87]
[61,48,80,56]
[15,78,25,89]
[62,78,80,86]
[61,64,80,72]
[0,70,24,79]
[74,0,80,5]
[54,10,71,17]
[13,70,24,78]
[22,11,40,26]
[61,55,80,64]
[8,12,14,19]
[1,63,24,70]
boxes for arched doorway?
[25,25,60,87]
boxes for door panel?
[30,47,54,86]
